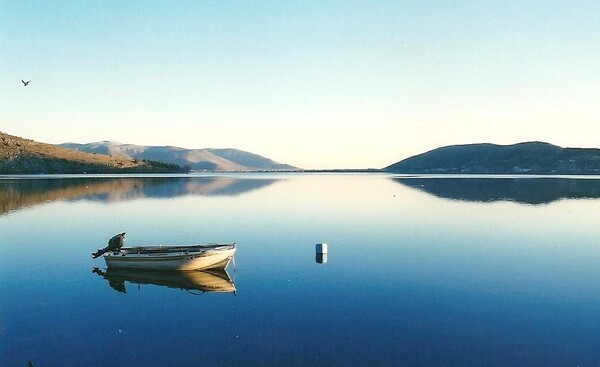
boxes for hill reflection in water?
[393,176,600,204]
[0,176,277,215]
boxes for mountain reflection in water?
[394,176,600,204]
[92,267,236,295]
[0,176,277,215]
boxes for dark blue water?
[2,173,600,366]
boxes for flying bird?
[22,80,31,86]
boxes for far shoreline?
[3,171,600,181]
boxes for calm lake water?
[2,173,600,366]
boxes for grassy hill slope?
[386,142,600,174]
[0,132,184,174]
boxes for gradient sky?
[1,1,599,169]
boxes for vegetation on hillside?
[386,142,600,174]
[0,132,187,174]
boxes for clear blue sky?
[1,1,599,169]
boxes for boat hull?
[103,244,236,271]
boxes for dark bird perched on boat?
[22,80,31,86]
[92,232,126,259]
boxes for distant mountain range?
[4,132,600,175]
[0,132,183,174]
[59,141,299,172]
[386,142,600,174]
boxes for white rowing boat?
[95,243,236,271]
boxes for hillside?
[0,132,184,174]
[60,142,299,171]
[386,142,600,174]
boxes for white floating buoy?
[316,243,328,264]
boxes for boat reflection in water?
[92,267,236,295]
